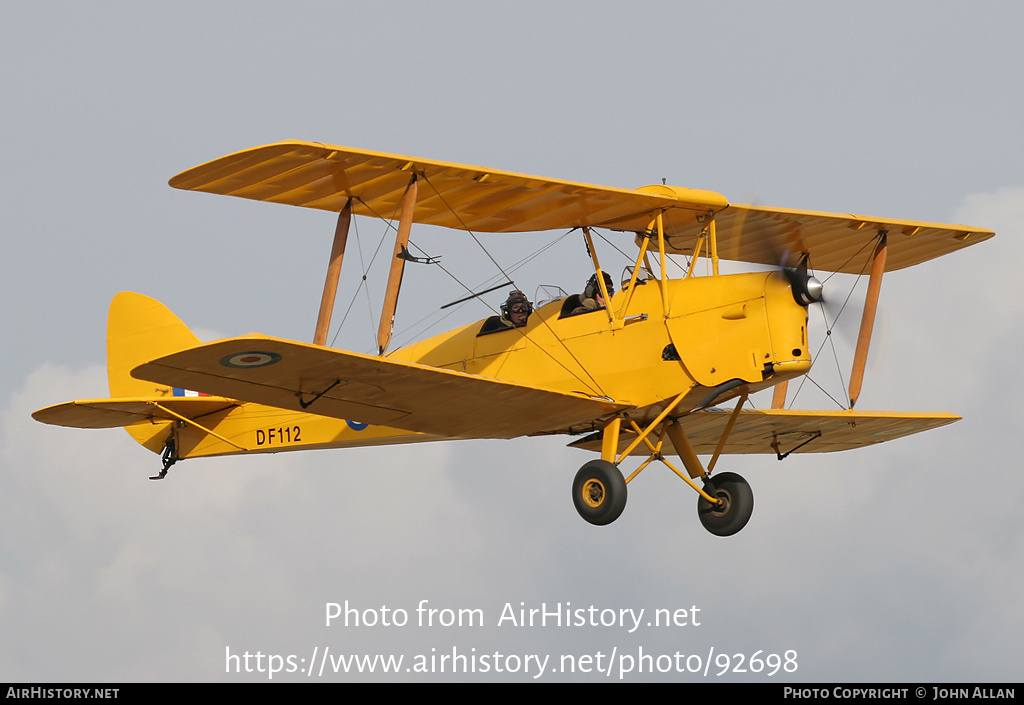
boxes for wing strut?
[849,232,887,407]
[771,380,788,409]
[377,175,418,355]
[581,227,614,326]
[656,213,670,315]
[313,199,352,346]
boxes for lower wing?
[132,336,630,440]
[568,408,960,456]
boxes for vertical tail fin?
[107,292,200,398]
[107,292,202,458]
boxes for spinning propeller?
[780,253,824,307]
[773,243,888,409]
[726,201,882,410]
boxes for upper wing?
[660,203,993,273]
[170,140,993,273]
[32,397,237,429]
[169,140,725,234]
[568,408,960,456]
[131,336,629,440]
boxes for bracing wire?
[788,233,882,409]
[329,211,388,348]
[418,174,609,397]
[388,230,574,349]
[324,186,606,396]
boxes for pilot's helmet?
[500,290,533,318]
[584,271,615,300]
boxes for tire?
[572,460,627,526]
[697,472,753,536]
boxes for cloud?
[1,363,491,680]
[4,324,1022,681]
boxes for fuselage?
[390,271,812,429]
[170,271,812,460]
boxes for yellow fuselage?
[169,272,811,460]
[392,271,811,424]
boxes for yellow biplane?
[33,141,994,535]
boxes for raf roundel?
[220,351,282,369]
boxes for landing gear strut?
[571,393,758,534]
[150,434,178,480]
[572,460,627,526]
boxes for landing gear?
[150,433,178,480]
[571,404,754,534]
[572,460,627,526]
[697,472,753,536]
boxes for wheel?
[697,472,753,536]
[572,460,627,526]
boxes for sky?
[2,1,1022,683]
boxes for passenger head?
[501,290,532,326]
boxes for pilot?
[571,272,614,315]
[500,290,533,327]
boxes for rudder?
[107,292,201,398]
[107,292,204,459]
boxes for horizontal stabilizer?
[568,408,960,456]
[32,397,237,429]
[132,336,629,439]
